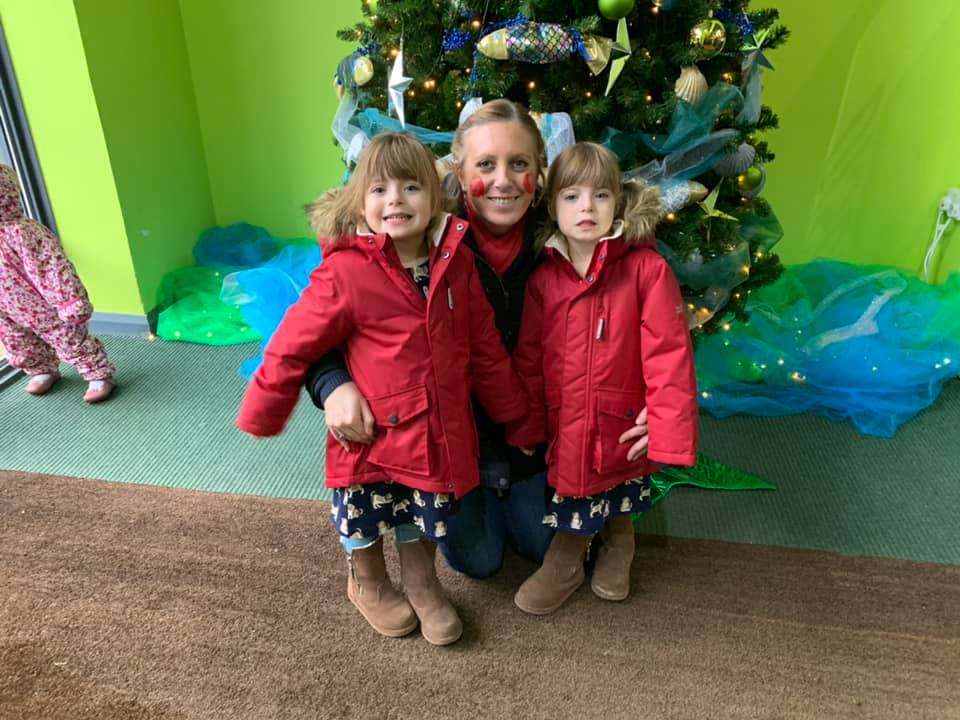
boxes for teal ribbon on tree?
[601,83,743,168]
[352,107,455,146]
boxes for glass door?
[0,21,57,389]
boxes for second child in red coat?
[508,143,698,615]
[236,133,527,645]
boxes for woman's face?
[457,121,539,235]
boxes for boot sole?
[348,593,418,638]
[514,577,584,616]
[420,625,463,646]
[590,579,629,601]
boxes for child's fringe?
[535,177,664,250]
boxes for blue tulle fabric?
[696,259,960,437]
[220,241,322,379]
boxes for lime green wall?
[5,0,957,318]
[74,0,215,311]
[763,0,960,281]
[0,0,141,314]
[178,0,359,239]
[180,0,960,280]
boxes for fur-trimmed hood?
[619,178,663,242]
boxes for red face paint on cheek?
[522,174,535,195]
[469,178,486,198]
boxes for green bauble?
[737,166,764,193]
[598,0,635,20]
[689,18,726,59]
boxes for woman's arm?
[304,352,375,448]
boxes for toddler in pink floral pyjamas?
[0,165,115,402]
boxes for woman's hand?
[618,406,649,463]
[324,382,375,451]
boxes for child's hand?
[619,406,649,462]
[518,446,535,457]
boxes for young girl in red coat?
[236,133,526,644]
[0,165,115,402]
[508,142,698,614]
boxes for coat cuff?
[506,418,544,449]
[314,369,353,408]
[236,416,284,438]
[646,447,697,467]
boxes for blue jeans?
[438,472,555,578]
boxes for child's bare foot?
[83,378,116,403]
[25,372,60,395]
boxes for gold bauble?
[689,18,726,59]
[352,56,374,86]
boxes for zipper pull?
[448,287,454,310]
[596,317,605,340]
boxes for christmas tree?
[335,0,789,335]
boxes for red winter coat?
[508,220,698,498]
[236,214,527,498]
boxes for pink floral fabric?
[0,165,113,380]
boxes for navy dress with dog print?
[330,482,459,543]
[544,476,652,536]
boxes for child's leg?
[40,321,115,402]
[591,515,636,601]
[343,533,417,638]
[514,530,591,616]
[590,477,651,601]
[42,321,114,381]
[396,524,463,646]
[0,312,59,377]
[437,486,506,578]
[503,471,555,565]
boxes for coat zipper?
[582,294,598,496]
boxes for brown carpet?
[1,471,958,720]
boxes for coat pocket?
[365,384,431,476]
[593,387,644,475]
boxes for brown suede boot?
[347,537,418,638]
[590,515,636,601]
[514,531,591,615]
[397,539,462,646]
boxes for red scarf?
[465,201,526,277]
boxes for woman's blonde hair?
[542,142,662,244]
[447,99,547,200]
[309,133,443,240]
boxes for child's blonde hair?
[543,142,662,243]
[309,133,443,240]
[445,99,547,200]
